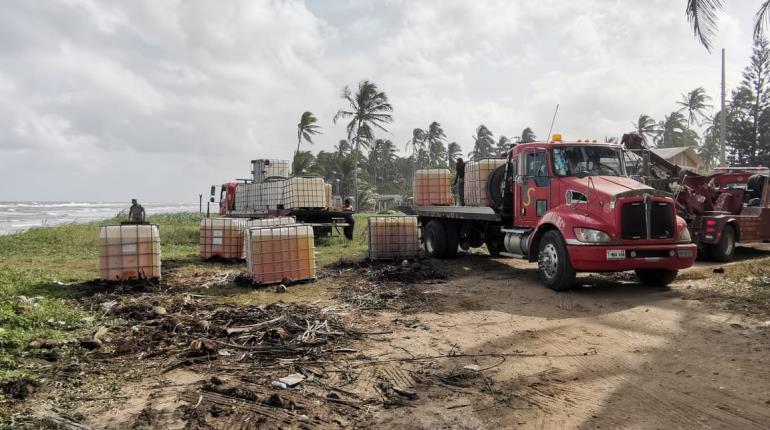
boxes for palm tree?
[425,121,447,167]
[405,128,426,168]
[292,150,316,175]
[496,135,510,154]
[295,111,321,163]
[447,142,462,168]
[632,114,661,144]
[335,139,351,157]
[521,127,537,143]
[369,138,397,189]
[676,87,712,146]
[469,124,495,160]
[658,111,689,148]
[686,1,770,51]
[333,80,393,209]
[429,141,447,167]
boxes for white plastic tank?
[368,216,419,259]
[100,224,161,280]
[200,218,249,259]
[244,225,316,284]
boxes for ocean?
[0,202,200,236]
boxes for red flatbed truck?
[414,135,697,290]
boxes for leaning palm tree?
[295,111,322,161]
[333,81,393,208]
[632,114,661,144]
[469,124,495,160]
[405,128,426,167]
[447,142,462,168]
[425,121,447,166]
[676,87,712,146]
[686,1,770,51]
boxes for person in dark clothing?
[341,198,355,240]
[453,158,466,206]
[128,199,145,223]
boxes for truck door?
[516,149,550,228]
[219,185,227,215]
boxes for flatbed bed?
[413,205,502,222]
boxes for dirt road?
[365,255,770,429]
[10,250,770,429]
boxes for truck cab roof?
[507,139,622,156]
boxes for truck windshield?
[552,146,625,177]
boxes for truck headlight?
[677,227,692,243]
[573,228,611,243]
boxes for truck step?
[499,252,525,259]
[500,228,530,234]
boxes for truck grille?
[650,201,674,239]
[621,202,646,239]
[620,199,674,240]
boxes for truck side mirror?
[210,185,216,196]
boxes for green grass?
[315,213,371,265]
[698,256,770,315]
[0,211,376,386]
[0,212,205,384]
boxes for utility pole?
[720,48,727,166]
[199,194,202,213]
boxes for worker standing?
[128,199,146,223]
[341,197,355,240]
[453,158,465,206]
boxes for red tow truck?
[414,135,696,290]
[675,167,770,262]
[623,133,770,262]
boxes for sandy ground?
[364,255,770,429]
[10,248,770,429]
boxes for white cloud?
[0,0,760,201]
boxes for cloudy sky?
[0,0,757,202]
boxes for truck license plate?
[606,249,626,260]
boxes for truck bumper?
[567,243,697,272]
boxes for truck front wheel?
[708,225,735,262]
[537,231,576,291]
[635,269,678,287]
[424,221,448,258]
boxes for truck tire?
[635,269,678,287]
[485,236,504,257]
[443,221,459,258]
[424,221,448,258]
[708,224,735,262]
[537,230,576,291]
[487,165,506,208]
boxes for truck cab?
[416,135,697,290]
[218,182,239,216]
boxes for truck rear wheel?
[635,269,678,287]
[443,221,459,258]
[537,231,575,291]
[708,225,735,262]
[485,236,504,257]
[424,221,448,258]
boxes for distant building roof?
[650,147,689,158]
[650,147,703,168]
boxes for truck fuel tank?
[504,230,532,256]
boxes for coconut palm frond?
[755,1,770,40]
[686,0,724,52]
